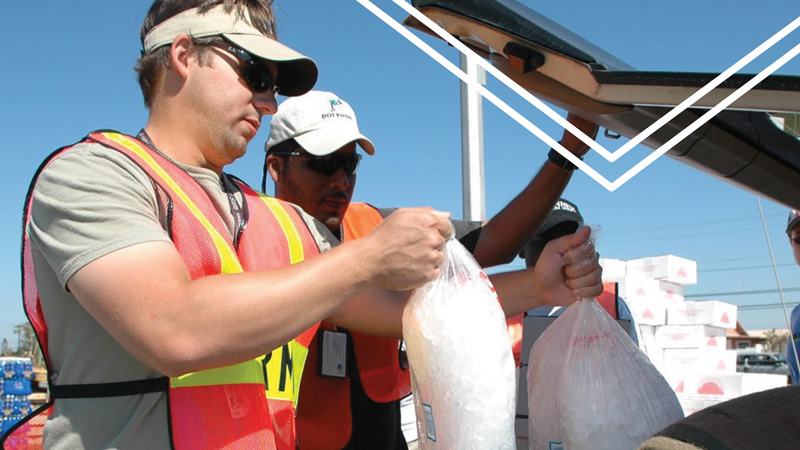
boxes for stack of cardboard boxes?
[602,254,788,416]
[514,254,789,449]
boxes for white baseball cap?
[265,90,375,156]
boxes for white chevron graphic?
[357,0,800,191]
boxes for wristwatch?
[547,148,581,171]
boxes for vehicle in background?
[736,350,791,376]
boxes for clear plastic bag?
[402,236,516,449]
[527,299,684,450]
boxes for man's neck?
[142,118,221,175]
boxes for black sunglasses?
[792,234,800,245]
[272,151,362,177]
[211,42,279,95]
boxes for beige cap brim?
[144,5,317,96]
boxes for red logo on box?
[698,381,724,395]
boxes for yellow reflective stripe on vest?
[171,359,265,387]
[257,196,309,406]
[100,132,242,275]
[263,341,310,406]
[260,196,304,264]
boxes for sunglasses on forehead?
[210,41,279,95]
[272,151,362,177]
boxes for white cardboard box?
[637,325,664,370]
[626,255,698,286]
[659,281,685,304]
[626,297,668,326]
[662,348,737,373]
[667,301,738,329]
[600,258,627,282]
[655,325,727,349]
[676,395,706,416]
[619,276,662,300]
[676,395,729,416]
[674,372,787,398]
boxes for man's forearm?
[68,238,380,377]
[327,287,409,338]
[471,161,573,267]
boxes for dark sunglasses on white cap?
[271,150,362,178]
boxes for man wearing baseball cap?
[263,91,603,449]
[9,3,458,449]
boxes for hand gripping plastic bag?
[402,236,516,449]
[527,299,684,450]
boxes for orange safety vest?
[507,314,524,367]
[597,281,620,319]
[3,131,319,450]
[296,203,411,450]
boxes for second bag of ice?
[527,299,684,450]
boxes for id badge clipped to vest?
[319,330,348,378]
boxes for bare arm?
[328,287,409,338]
[471,114,599,267]
[328,226,603,339]
[68,207,451,377]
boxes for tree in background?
[763,328,787,353]
[8,322,45,367]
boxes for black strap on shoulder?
[50,377,169,399]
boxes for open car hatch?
[404,0,800,208]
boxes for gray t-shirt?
[27,140,335,450]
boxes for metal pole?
[460,53,486,222]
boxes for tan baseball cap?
[266,90,375,156]
[143,5,317,96]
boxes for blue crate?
[22,361,33,379]
[1,415,21,435]
[1,361,12,379]
[2,379,31,397]
[0,358,33,380]
[1,397,12,417]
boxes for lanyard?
[136,130,246,247]
[220,173,246,248]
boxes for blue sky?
[1,1,799,346]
